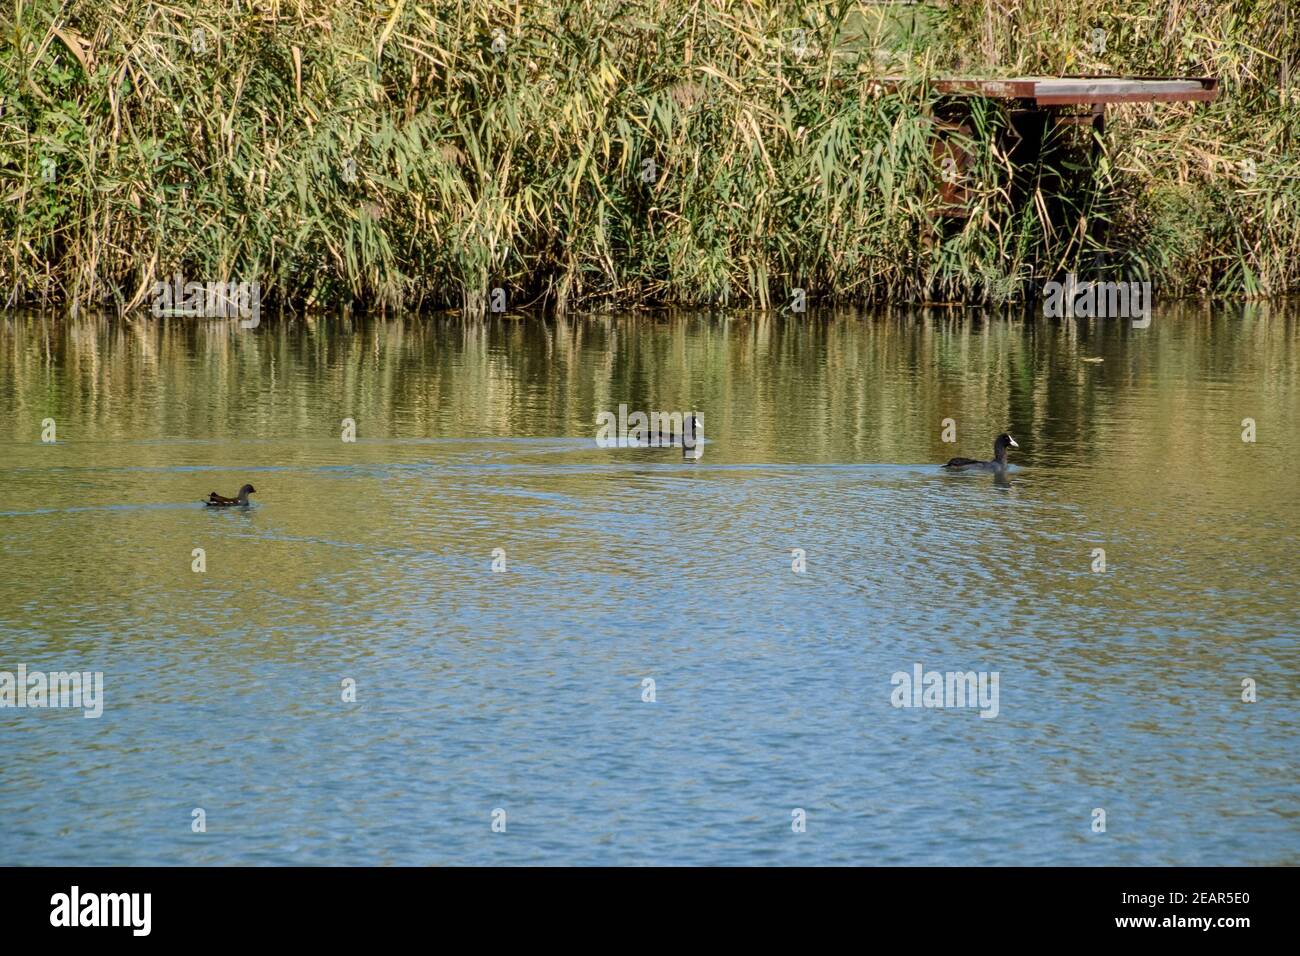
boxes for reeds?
[1,1,1296,312]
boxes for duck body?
[943,433,1018,471]
[204,484,256,507]
[646,414,701,447]
[943,457,999,472]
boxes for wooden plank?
[1032,78,1216,105]
[933,78,1037,99]
[870,75,1218,106]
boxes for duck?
[204,484,256,507]
[942,433,1018,471]
[648,413,701,448]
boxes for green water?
[0,305,1296,864]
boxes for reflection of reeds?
[3,305,1297,459]
[0,2,1295,310]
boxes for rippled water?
[0,306,1297,865]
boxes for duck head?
[682,413,702,453]
[993,433,1018,464]
[238,484,256,500]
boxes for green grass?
[0,0,1296,312]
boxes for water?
[0,305,1296,866]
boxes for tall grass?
[0,1,1296,312]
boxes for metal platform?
[905,76,1220,219]
[875,75,1219,106]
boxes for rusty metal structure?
[921,76,1218,106]
[877,75,1220,218]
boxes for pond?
[0,305,1296,864]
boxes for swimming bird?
[204,484,256,507]
[943,433,1018,471]
[649,413,701,448]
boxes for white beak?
[1008,436,1019,448]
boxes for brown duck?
[204,484,256,507]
